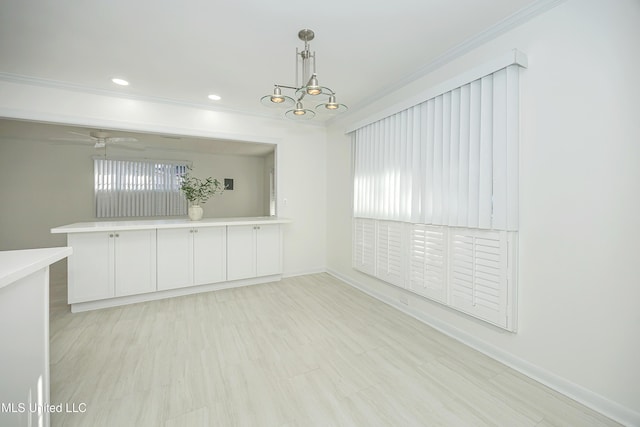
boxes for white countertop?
[0,247,72,289]
[51,216,293,234]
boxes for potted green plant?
[179,167,225,220]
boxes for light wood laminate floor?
[49,271,620,426]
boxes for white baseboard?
[282,267,326,278]
[325,268,639,427]
[70,274,282,313]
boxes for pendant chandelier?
[260,29,347,120]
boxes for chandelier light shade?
[260,86,295,108]
[285,101,315,120]
[260,29,347,120]
[316,94,348,113]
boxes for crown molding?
[328,0,567,127]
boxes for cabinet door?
[256,224,281,276]
[114,230,157,297]
[67,232,114,303]
[193,227,226,286]
[227,225,256,281]
[157,228,193,291]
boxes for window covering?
[352,218,518,331]
[352,64,520,231]
[351,55,523,330]
[94,158,188,218]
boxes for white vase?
[188,205,203,221]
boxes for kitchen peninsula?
[52,217,291,313]
[0,246,72,427]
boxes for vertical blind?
[94,158,188,218]
[351,59,522,330]
[353,65,519,231]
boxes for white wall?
[0,87,328,277]
[326,0,640,424]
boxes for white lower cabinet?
[193,227,226,285]
[157,226,226,290]
[227,224,281,281]
[67,229,157,303]
[55,218,289,312]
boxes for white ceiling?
[0,0,544,122]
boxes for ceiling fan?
[51,130,144,150]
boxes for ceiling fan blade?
[107,137,138,143]
[115,142,146,150]
[50,140,94,147]
[67,131,92,138]
[49,137,93,143]
[100,140,144,150]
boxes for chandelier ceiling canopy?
[261,29,347,121]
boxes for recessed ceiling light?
[112,78,129,86]
[208,94,221,101]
